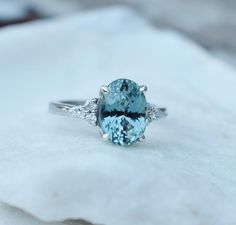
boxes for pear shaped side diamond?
[69,98,98,125]
[146,103,167,123]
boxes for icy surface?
[0,7,236,225]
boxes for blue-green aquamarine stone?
[98,79,147,145]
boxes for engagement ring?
[49,78,167,146]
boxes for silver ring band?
[49,100,87,115]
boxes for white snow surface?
[0,7,236,225]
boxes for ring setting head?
[98,78,148,146]
[139,85,147,93]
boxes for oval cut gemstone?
[98,79,147,145]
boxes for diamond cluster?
[146,103,167,123]
[69,98,98,125]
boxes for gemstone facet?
[98,79,147,145]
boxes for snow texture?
[0,7,236,225]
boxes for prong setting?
[100,85,109,94]
[138,135,146,142]
[101,132,109,140]
[140,85,147,93]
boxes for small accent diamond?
[146,103,167,123]
[69,98,98,125]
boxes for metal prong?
[138,134,145,142]
[101,132,109,140]
[140,85,147,93]
[100,85,109,94]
